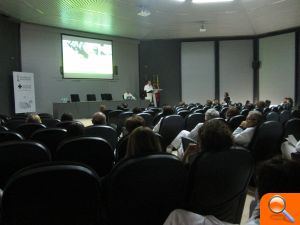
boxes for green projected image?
[62,35,113,79]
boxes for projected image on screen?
[62,35,113,79]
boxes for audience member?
[153,105,174,133]
[132,107,142,114]
[255,101,266,113]
[91,112,107,125]
[99,104,107,113]
[66,122,85,138]
[60,113,73,122]
[282,97,294,110]
[123,91,136,100]
[265,99,271,108]
[123,115,145,135]
[225,106,240,122]
[223,92,231,105]
[182,119,233,164]
[232,111,263,147]
[163,157,300,225]
[205,100,213,108]
[25,113,42,124]
[126,127,161,158]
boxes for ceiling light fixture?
[192,0,234,3]
[137,7,151,17]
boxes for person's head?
[178,101,186,107]
[92,112,107,125]
[126,127,161,158]
[225,107,240,120]
[26,113,41,124]
[125,115,145,134]
[224,92,229,97]
[99,104,107,113]
[265,100,271,108]
[206,100,213,106]
[198,119,233,153]
[246,111,263,127]
[61,113,73,122]
[147,80,152,85]
[122,102,128,109]
[132,107,142,114]
[205,108,220,121]
[66,122,85,137]
[257,157,300,199]
[256,101,266,111]
[162,105,174,116]
[213,99,219,105]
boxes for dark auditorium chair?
[115,135,129,162]
[177,110,190,118]
[240,109,249,117]
[0,131,24,143]
[220,107,229,119]
[0,125,8,132]
[103,154,188,225]
[56,121,80,130]
[31,128,68,157]
[87,94,96,101]
[153,112,163,125]
[85,125,118,149]
[143,110,156,117]
[56,137,114,177]
[70,94,80,102]
[117,111,134,134]
[0,141,51,188]
[291,109,300,119]
[148,107,161,115]
[1,162,102,225]
[16,123,46,139]
[159,115,185,146]
[185,113,205,131]
[4,119,26,131]
[284,118,300,140]
[137,113,153,127]
[42,118,61,128]
[186,147,254,224]
[248,121,283,162]
[279,110,290,124]
[107,110,123,127]
[263,107,271,116]
[228,115,245,131]
[193,109,205,114]
[266,111,280,122]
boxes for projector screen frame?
[60,33,114,80]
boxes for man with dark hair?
[61,113,73,122]
[153,105,174,133]
[91,112,106,125]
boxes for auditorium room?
[0,0,300,224]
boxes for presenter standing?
[144,80,154,102]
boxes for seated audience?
[255,101,266,113]
[153,105,175,133]
[123,91,136,100]
[126,126,161,158]
[25,113,42,124]
[223,92,231,105]
[232,111,263,147]
[91,112,107,125]
[282,97,294,110]
[99,104,107,113]
[163,157,300,225]
[205,99,213,108]
[182,119,233,164]
[132,107,142,114]
[60,113,73,122]
[66,122,85,138]
[225,106,240,122]
[265,99,271,108]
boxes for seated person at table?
[26,113,42,124]
[163,157,300,225]
[61,113,74,122]
[126,126,161,158]
[91,112,107,125]
[232,111,263,147]
[123,91,136,100]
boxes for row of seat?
[1,148,254,225]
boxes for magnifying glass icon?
[269,195,295,223]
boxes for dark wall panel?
[0,15,21,115]
[139,40,181,106]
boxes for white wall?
[219,40,253,104]
[181,41,215,104]
[259,32,295,105]
[20,23,140,114]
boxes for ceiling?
[0,0,299,39]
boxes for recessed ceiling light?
[192,0,234,3]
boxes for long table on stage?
[53,100,150,119]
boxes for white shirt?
[232,127,256,147]
[144,84,153,93]
[188,123,204,142]
[123,92,136,100]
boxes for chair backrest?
[280,110,290,124]
[104,154,188,225]
[56,137,114,177]
[4,119,26,131]
[220,107,229,119]
[193,109,205,114]
[291,109,300,119]
[266,111,280,122]
[117,111,134,133]
[2,162,102,225]
[0,125,8,132]
[153,112,163,125]
[159,115,185,146]
[0,131,24,143]
[263,107,271,116]
[185,113,205,131]
[186,147,254,224]
[107,110,123,126]
[137,113,153,127]
[42,118,61,128]
[177,110,190,118]
[70,94,80,102]
[0,141,51,188]
[249,121,283,162]
[87,94,96,101]
[85,125,118,149]
[228,115,245,131]
[16,123,46,139]
[31,128,68,157]
[240,109,249,117]
[284,118,300,140]
[115,135,129,162]
[56,121,79,130]
[101,93,112,101]
[181,136,197,152]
